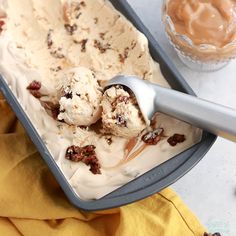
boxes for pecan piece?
[27,81,42,98]
[111,96,130,107]
[119,47,129,63]
[0,20,5,33]
[115,114,127,127]
[142,128,164,145]
[94,40,111,53]
[118,96,129,104]
[46,29,53,49]
[99,32,106,40]
[94,17,98,24]
[80,1,86,7]
[65,145,84,162]
[74,39,88,52]
[65,145,101,174]
[27,80,41,90]
[64,23,78,35]
[50,48,65,59]
[167,134,186,146]
[105,136,113,145]
[204,233,221,236]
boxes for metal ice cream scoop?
[106,75,236,142]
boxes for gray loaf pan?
[0,0,216,211]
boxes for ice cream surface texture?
[58,67,102,126]
[0,0,202,200]
[102,86,146,138]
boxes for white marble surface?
[128,1,236,235]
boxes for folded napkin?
[0,93,207,236]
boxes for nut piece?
[142,128,164,145]
[115,114,127,127]
[119,47,129,63]
[0,20,5,33]
[65,145,101,174]
[94,40,111,53]
[27,80,42,98]
[27,80,41,90]
[76,39,88,52]
[167,133,186,146]
[204,233,221,236]
[64,23,78,35]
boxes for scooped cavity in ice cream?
[58,67,102,126]
[101,85,146,138]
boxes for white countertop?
[128,1,236,235]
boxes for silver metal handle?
[153,85,236,142]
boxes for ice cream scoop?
[58,67,102,126]
[106,75,236,142]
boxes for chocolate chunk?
[167,134,186,146]
[142,128,164,145]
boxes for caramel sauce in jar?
[163,0,236,64]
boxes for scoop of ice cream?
[58,67,102,126]
[101,86,146,138]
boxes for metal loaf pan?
[0,0,216,211]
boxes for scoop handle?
[152,85,236,142]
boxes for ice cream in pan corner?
[0,0,202,200]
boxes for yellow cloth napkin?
[0,94,207,236]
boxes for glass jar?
[162,0,236,72]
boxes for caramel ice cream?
[102,86,146,139]
[0,0,202,200]
[58,67,102,126]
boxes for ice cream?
[58,67,102,126]
[0,0,202,200]
[102,85,146,138]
